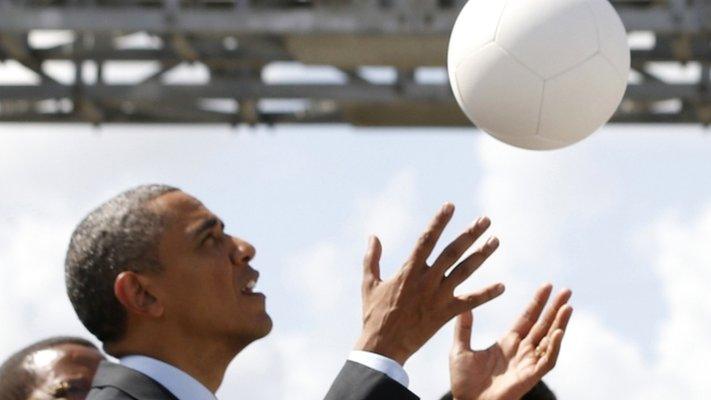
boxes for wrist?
[354,335,410,366]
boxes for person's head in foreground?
[521,381,556,400]
[65,184,267,391]
[0,336,104,400]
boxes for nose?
[230,236,256,264]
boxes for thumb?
[362,235,382,288]
[453,310,473,352]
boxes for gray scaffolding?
[0,0,709,125]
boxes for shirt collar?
[120,355,218,400]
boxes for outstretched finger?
[362,236,382,290]
[536,328,566,374]
[443,236,499,289]
[451,283,505,315]
[509,284,553,338]
[430,216,491,276]
[527,289,572,345]
[547,304,573,338]
[408,203,455,267]
[453,310,474,352]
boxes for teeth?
[242,279,256,294]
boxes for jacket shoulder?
[90,361,179,400]
[324,360,419,400]
[86,386,137,400]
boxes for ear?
[114,271,164,318]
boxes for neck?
[107,329,249,392]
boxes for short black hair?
[65,184,179,343]
[522,380,556,400]
[0,336,98,400]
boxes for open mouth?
[242,278,256,294]
[240,272,260,296]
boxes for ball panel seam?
[544,50,600,82]
[582,0,602,56]
[534,82,546,136]
[490,132,566,150]
[598,50,627,85]
[493,0,513,44]
[494,42,544,80]
[452,42,498,132]
[454,41,495,73]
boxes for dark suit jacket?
[324,360,419,400]
[88,361,179,400]
[88,360,419,400]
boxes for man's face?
[148,191,272,347]
[27,344,104,400]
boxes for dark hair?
[522,380,556,400]
[0,336,98,400]
[65,184,179,343]
[439,381,555,400]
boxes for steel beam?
[0,6,703,35]
[0,81,701,102]
[0,0,708,126]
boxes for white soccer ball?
[448,0,630,150]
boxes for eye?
[203,231,225,248]
[51,379,91,399]
[51,381,70,397]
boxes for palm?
[449,285,573,400]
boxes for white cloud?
[283,242,344,313]
[0,214,93,358]
[218,338,286,399]
[279,168,420,319]
[475,135,619,278]
[351,168,418,251]
[548,310,650,399]
[519,208,711,400]
[547,205,711,399]
[650,207,711,398]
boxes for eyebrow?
[188,217,225,241]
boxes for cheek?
[161,269,208,310]
[188,263,237,306]
[160,257,238,321]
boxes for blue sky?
[1,123,710,399]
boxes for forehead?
[150,191,215,228]
[24,344,103,371]
[52,344,104,367]
[24,348,63,370]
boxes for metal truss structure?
[0,0,709,126]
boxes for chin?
[255,313,273,338]
[232,312,273,347]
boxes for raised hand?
[449,284,573,400]
[354,203,505,365]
